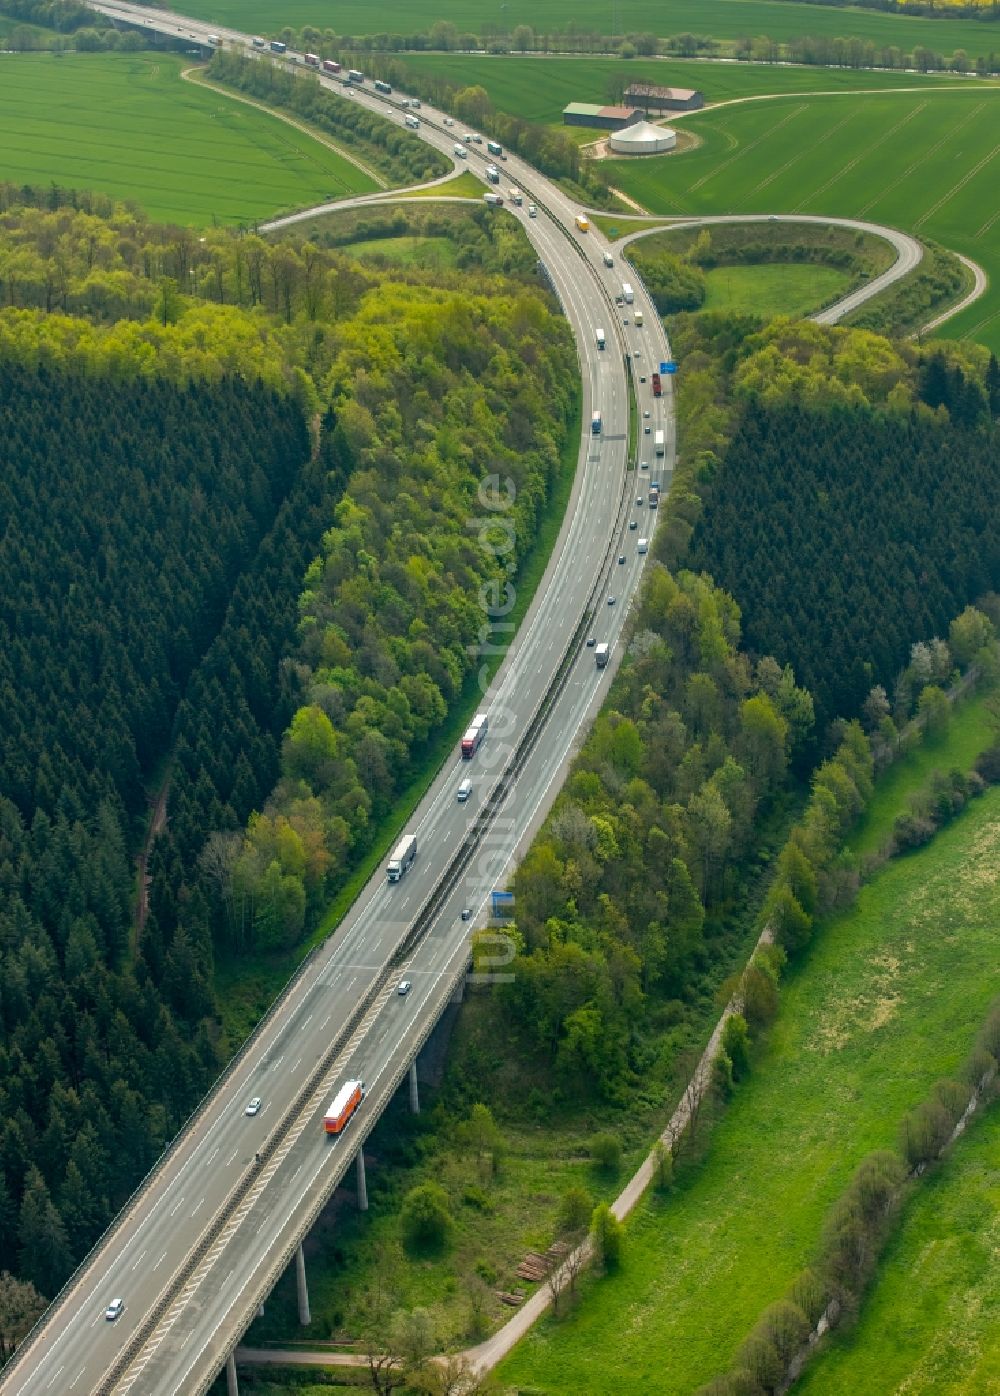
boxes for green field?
[797,1104,1000,1395]
[345,233,461,267]
[599,86,1000,350]
[179,0,1000,62]
[0,52,377,224]
[396,53,969,126]
[701,262,851,316]
[499,707,1000,1393]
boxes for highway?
[2,11,676,1396]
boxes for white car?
[105,1298,124,1322]
[245,1097,261,1116]
[397,980,412,996]
[443,116,454,126]
[528,204,537,218]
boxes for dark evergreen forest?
[0,362,323,1297]
[688,399,1000,730]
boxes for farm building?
[562,102,643,131]
[624,83,704,113]
[608,121,677,156]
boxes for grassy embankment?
[0,51,377,223]
[178,0,1000,63]
[498,684,1000,1394]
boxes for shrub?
[751,1299,810,1364]
[589,1132,623,1173]
[712,1048,734,1100]
[400,1181,452,1251]
[590,1202,623,1271]
[652,1139,674,1192]
[558,1185,593,1235]
[722,1013,751,1079]
[788,1268,830,1327]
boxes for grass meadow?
[796,1104,1000,1395]
[498,694,1000,1394]
[600,86,1000,350]
[0,51,377,224]
[179,0,1000,63]
[701,262,851,316]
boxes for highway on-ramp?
[2,11,676,1396]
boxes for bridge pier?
[295,1242,311,1326]
[226,1350,239,1396]
[408,1059,420,1114]
[356,1146,369,1211]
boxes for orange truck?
[324,1079,364,1134]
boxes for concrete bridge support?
[295,1241,311,1326]
[356,1147,369,1211]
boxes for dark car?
[618,554,626,565]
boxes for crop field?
[797,1105,1000,1395]
[179,0,1000,62]
[602,86,1000,350]
[395,53,966,127]
[0,52,377,224]
[499,708,1000,1393]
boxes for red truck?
[304,52,320,66]
[461,713,488,759]
[322,58,342,74]
[324,1079,364,1134]
[651,372,662,398]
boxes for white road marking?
[153,1251,168,1272]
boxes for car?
[607,596,616,606]
[644,425,651,434]
[615,294,624,305]
[528,204,537,217]
[397,980,412,996]
[629,520,638,530]
[461,907,472,920]
[635,349,642,358]
[586,636,596,647]
[636,496,643,506]
[643,410,651,418]
[618,554,626,565]
[623,317,629,325]
[640,375,646,383]
[640,460,649,469]
[105,1298,124,1322]
[245,1097,261,1116]
[443,116,454,125]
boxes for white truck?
[595,642,610,668]
[596,327,606,350]
[622,282,634,304]
[454,143,467,159]
[654,429,665,457]
[387,834,417,882]
[509,188,523,206]
[484,192,504,208]
[405,114,420,129]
